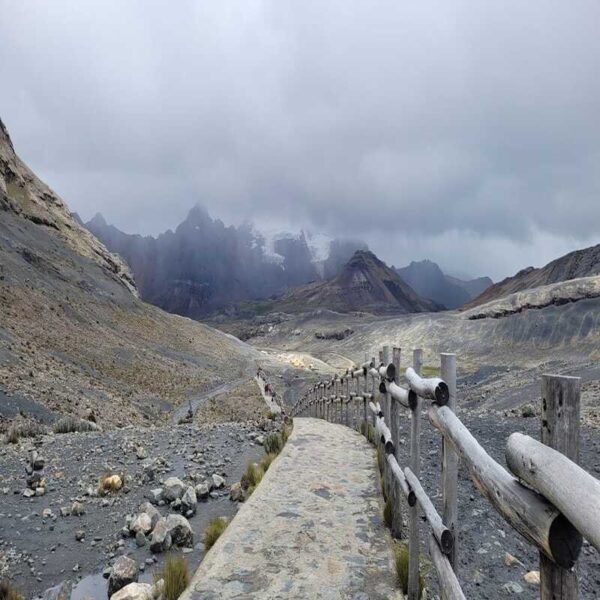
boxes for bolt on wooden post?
[540,374,581,600]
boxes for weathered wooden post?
[382,346,392,498]
[345,375,350,426]
[390,346,402,539]
[540,374,581,600]
[408,348,423,600]
[441,353,458,573]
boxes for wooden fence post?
[391,346,402,539]
[540,374,581,600]
[441,353,458,573]
[382,346,392,499]
[408,348,423,600]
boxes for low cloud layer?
[1,1,599,279]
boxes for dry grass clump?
[394,542,424,597]
[203,516,228,551]
[259,452,277,472]
[281,423,292,444]
[97,473,123,495]
[0,581,25,600]
[377,446,384,474]
[53,415,99,434]
[158,553,190,600]
[263,431,283,454]
[4,420,47,444]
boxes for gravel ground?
[0,421,271,599]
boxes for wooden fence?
[291,347,600,599]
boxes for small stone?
[135,531,147,547]
[504,552,520,567]
[523,571,540,586]
[229,482,244,502]
[503,581,524,594]
[59,506,70,517]
[75,529,85,541]
[108,582,151,600]
[211,474,225,489]
[130,513,152,536]
[108,556,139,596]
[195,483,209,501]
[147,488,164,505]
[162,477,185,502]
[181,486,197,516]
[71,501,85,516]
[136,446,148,460]
[149,518,172,554]
[23,488,35,498]
[35,487,46,496]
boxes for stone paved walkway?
[181,417,399,599]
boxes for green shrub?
[160,553,190,600]
[383,497,393,528]
[0,581,25,600]
[264,432,283,454]
[394,543,424,597]
[203,516,228,551]
[53,416,99,434]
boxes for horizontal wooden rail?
[429,405,582,568]
[406,367,449,405]
[429,534,466,600]
[405,467,453,555]
[506,432,600,552]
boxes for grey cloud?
[1,0,599,280]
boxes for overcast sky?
[1,1,599,280]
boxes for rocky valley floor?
[0,419,276,599]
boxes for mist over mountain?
[86,206,367,318]
[395,260,492,309]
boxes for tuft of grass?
[53,416,99,434]
[203,516,228,551]
[259,453,276,472]
[159,553,190,600]
[394,543,424,597]
[267,410,279,420]
[360,421,367,437]
[97,473,123,495]
[0,581,25,600]
[521,405,535,418]
[264,432,283,455]
[383,497,393,528]
[367,423,376,445]
[242,462,264,490]
[5,421,47,444]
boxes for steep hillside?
[86,209,367,318]
[0,118,266,429]
[271,250,441,315]
[466,244,600,308]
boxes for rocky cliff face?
[0,118,265,429]
[0,118,137,296]
[271,250,442,315]
[466,244,600,308]
[86,207,367,318]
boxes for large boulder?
[108,556,139,596]
[181,486,197,516]
[210,474,225,490]
[166,514,194,547]
[162,477,185,502]
[149,517,172,554]
[109,582,153,600]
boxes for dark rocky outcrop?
[466,244,600,308]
